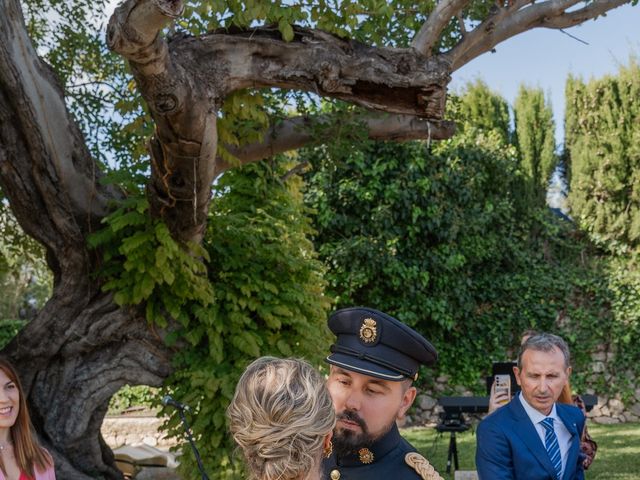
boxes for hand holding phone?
[494,374,511,405]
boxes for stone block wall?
[102,415,179,449]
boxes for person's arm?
[488,380,510,414]
[476,418,515,480]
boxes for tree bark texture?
[0,0,634,477]
[1,0,172,477]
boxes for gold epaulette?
[404,452,445,480]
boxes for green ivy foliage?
[167,160,330,479]
[304,125,524,388]
[91,159,330,479]
[563,62,640,399]
[107,385,158,415]
[217,90,271,166]
[302,86,640,398]
[89,196,215,327]
[602,256,640,397]
[0,320,27,349]
[565,61,640,252]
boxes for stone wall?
[587,391,640,424]
[581,345,640,424]
[102,414,178,449]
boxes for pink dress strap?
[19,473,32,480]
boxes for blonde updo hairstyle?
[227,357,336,480]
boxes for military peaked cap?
[326,307,437,381]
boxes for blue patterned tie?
[541,417,562,480]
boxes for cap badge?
[358,447,374,464]
[359,318,378,343]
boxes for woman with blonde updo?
[227,357,335,480]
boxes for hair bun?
[227,357,336,480]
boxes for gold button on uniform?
[330,469,341,480]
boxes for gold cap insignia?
[330,469,341,480]
[358,447,374,464]
[359,318,378,343]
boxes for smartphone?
[494,374,511,405]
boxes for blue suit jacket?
[476,396,585,480]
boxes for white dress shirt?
[519,393,572,479]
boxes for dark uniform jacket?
[322,424,424,480]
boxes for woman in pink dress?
[0,358,55,480]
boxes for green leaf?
[278,19,294,42]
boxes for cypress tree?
[456,79,511,145]
[513,85,557,206]
[565,61,640,250]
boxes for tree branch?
[175,26,452,118]
[412,0,471,57]
[280,161,311,182]
[543,1,631,28]
[108,1,452,242]
[445,0,632,70]
[107,0,216,244]
[217,114,456,173]
[0,0,117,272]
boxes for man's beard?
[332,410,393,457]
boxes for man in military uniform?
[322,307,444,480]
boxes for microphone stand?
[175,405,210,480]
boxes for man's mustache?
[338,410,367,430]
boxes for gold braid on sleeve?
[404,452,445,480]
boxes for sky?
[449,2,640,146]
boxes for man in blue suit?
[476,333,585,480]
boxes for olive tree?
[0,0,632,477]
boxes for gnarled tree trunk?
[0,0,172,477]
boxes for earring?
[324,441,333,458]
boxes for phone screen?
[494,374,511,404]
